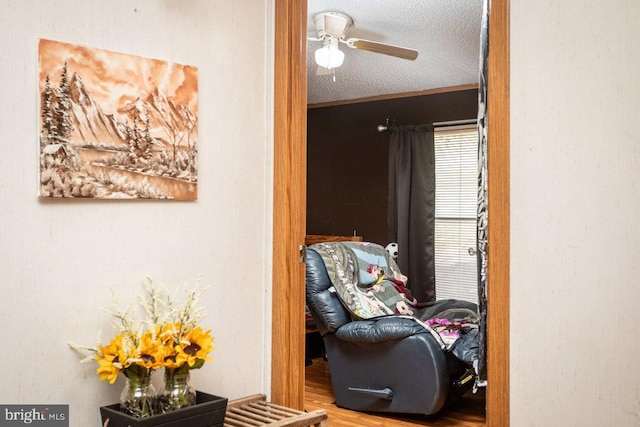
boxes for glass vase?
[160,369,196,413]
[120,374,156,418]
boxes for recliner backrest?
[305,248,351,335]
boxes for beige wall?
[511,0,640,425]
[0,1,273,426]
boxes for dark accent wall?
[307,89,478,246]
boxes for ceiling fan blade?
[345,38,419,61]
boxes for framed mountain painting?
[38,39,198,200]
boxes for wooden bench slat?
[248,403,293,418]
[231,407,284,422]
[223,395,327,427]
[225,410,263,426]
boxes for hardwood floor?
[304,358,486,427]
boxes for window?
[434,125,479,304]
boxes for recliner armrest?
[335,316,427,344]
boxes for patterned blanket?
[310,241,417,318]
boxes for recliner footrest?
[347,387,394,400]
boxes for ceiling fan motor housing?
[314,11,353,40]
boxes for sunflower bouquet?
[69,277,214,418]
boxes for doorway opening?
[271,0,509,425]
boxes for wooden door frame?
[271,0,308,411]
[271,0,510,425]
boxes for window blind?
[434,126,479,305]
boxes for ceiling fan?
[309,11,419,75]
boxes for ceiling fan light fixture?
[315,38,344,69]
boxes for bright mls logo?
[0,405,68,426]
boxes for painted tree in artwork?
[40,63,73,146]
[184,113,198,178]
[127,115,141,163]
[142,112,154,160]
[39,61,82,197]
[123,109,155,168]
[40,75,56,146]
[168,124,186,166]
[54,61,73,141]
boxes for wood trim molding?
[486,0,510,425]
[307,84,479,109]
[271,0,307,410]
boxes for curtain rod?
[377,118,477,132]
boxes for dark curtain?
[387,124,435,303]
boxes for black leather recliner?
[305,246,476,415]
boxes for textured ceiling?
[306,0,483,105]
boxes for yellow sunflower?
[96,354,120,384]
[95,334,128,384]
[180,326,214,368]
[137,328,167,370]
